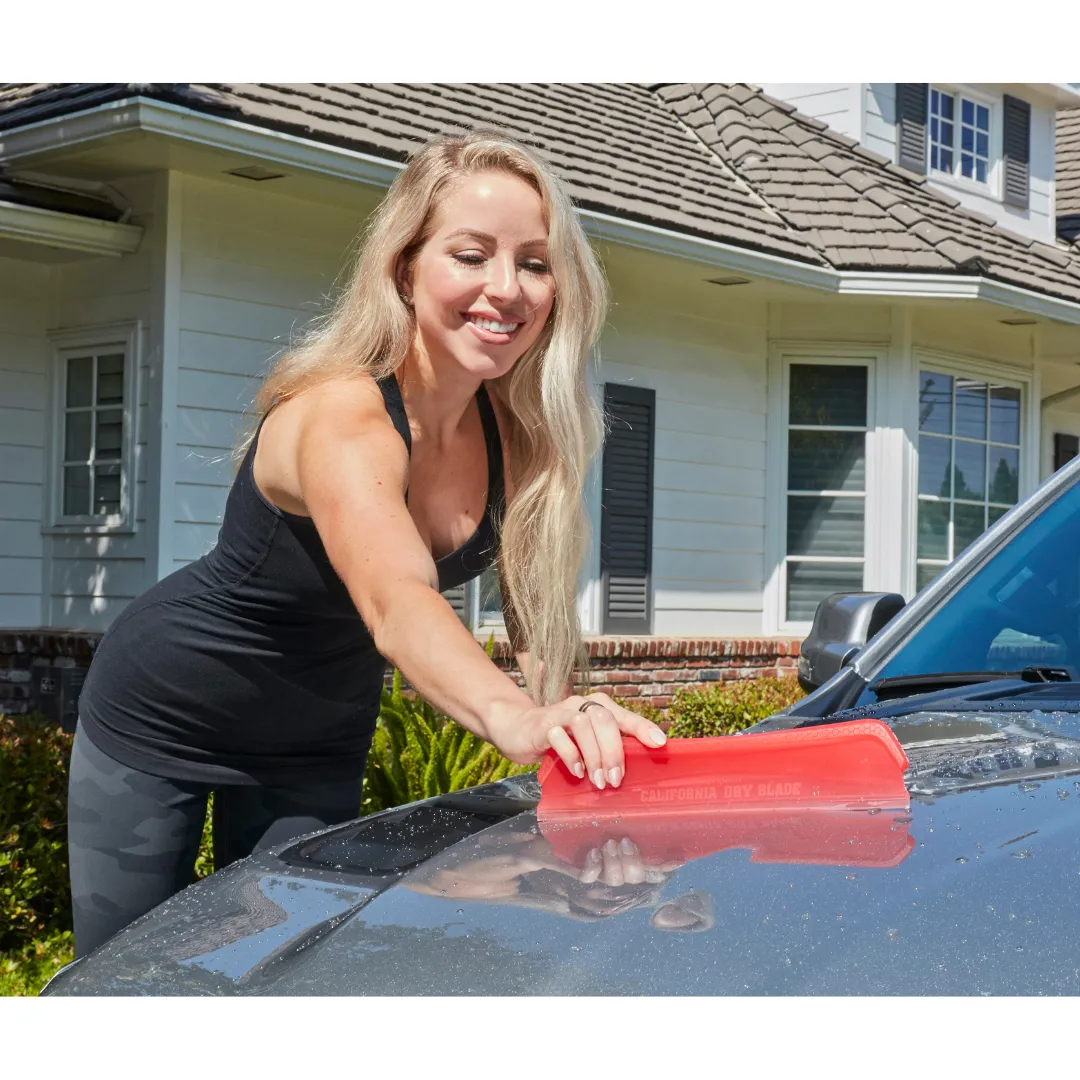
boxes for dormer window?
[896,83,1030,209]
[929,88,992,186]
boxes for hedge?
[0,671,801,994]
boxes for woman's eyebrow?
[444,228,548,248]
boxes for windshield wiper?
[872,666,1076,701]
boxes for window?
[442,567,505,632]
[472,564,505,630]
[916,369,1022,591]
[783,363,870,623]
[47,324,139,531]
[929,88,992,186]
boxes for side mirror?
[798,592,906,693]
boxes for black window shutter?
[1054,433,1079,472]
[1003,94,1031,209]
[442,584,470,625]
[600,384,655,634]
[896,83,929,174]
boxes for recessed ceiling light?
[224,165,287,182]
[706,275,752,287]
[999,318,1037,326]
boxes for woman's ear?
[395,256,413,305]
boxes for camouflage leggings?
[67,724,365,958]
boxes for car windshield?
[871,475,1080,691]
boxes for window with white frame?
[929,87,992,185]
[472,564,505,630]
[48,326,138,530]
[916,369,1022,591]
[783,363,871,623]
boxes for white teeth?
[470,316,519,334]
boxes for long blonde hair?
[239,129,608,704]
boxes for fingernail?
[572,762,585,778]
[592,769,606,789]
[648,730,667,746]
[604,838,619,857]
[620,837,637,855]
[608,766,622,788]
[586,847,600,863]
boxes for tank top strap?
[376,372,412,455]
[475,383,505,514]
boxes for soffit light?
[706,275,752,287]
[224,165,287,182]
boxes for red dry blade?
[537,719,909,820]
[536,720,912,870]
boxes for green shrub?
[0,931,74,997]
[361,670,535,815]
[665,676,804,739]
[0,715,74,954]
[613,697,663,724]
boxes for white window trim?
[927,84,1003,200]
[765,344,882,637]
[910,347,1037,589]
[43,322,141,535]
[469,567,506,632]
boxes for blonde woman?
[67,129,667,958]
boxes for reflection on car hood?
[45,753,1080,996]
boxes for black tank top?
[78,375,505,785]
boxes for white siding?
[43,173,165,629]
[0,256,48,626]
[864,83,897,162]
[757,84,863,140]
[596,248,771,636]
[174,174,362,565]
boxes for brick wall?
[486,636,802,710]
[1,629,801,725]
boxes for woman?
[67,128,667,958]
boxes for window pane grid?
[916,368,1021,590]
[929,88,990,186]
[61,350,125,517]
[784,363,868,622]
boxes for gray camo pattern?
[67,725,364,957]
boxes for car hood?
[45,724,1080,996]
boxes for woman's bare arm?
[291,385,664,784]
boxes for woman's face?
[403,169,555,381]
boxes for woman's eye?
[523,260,551,275]
[452,252,486,266]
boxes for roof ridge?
[649,83,824,265]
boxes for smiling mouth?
[467,314,523,336]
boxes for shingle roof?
[0,82,823,268]
[1057,106,1080,244]
[3,81,1080,306]
[673,84,1080,302]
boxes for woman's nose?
[486,253,523,303]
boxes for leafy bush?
[0,715,74,954]
[0,931,73,997]
[361,670,534,815]
[664,676,804,739]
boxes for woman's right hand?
[489,691,666,790]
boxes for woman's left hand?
[489,691,666,789]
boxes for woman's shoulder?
[255,375,409,514]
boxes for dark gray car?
[44,457,1080,995]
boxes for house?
[2,82,1080,720]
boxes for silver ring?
[578,699,604,713]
